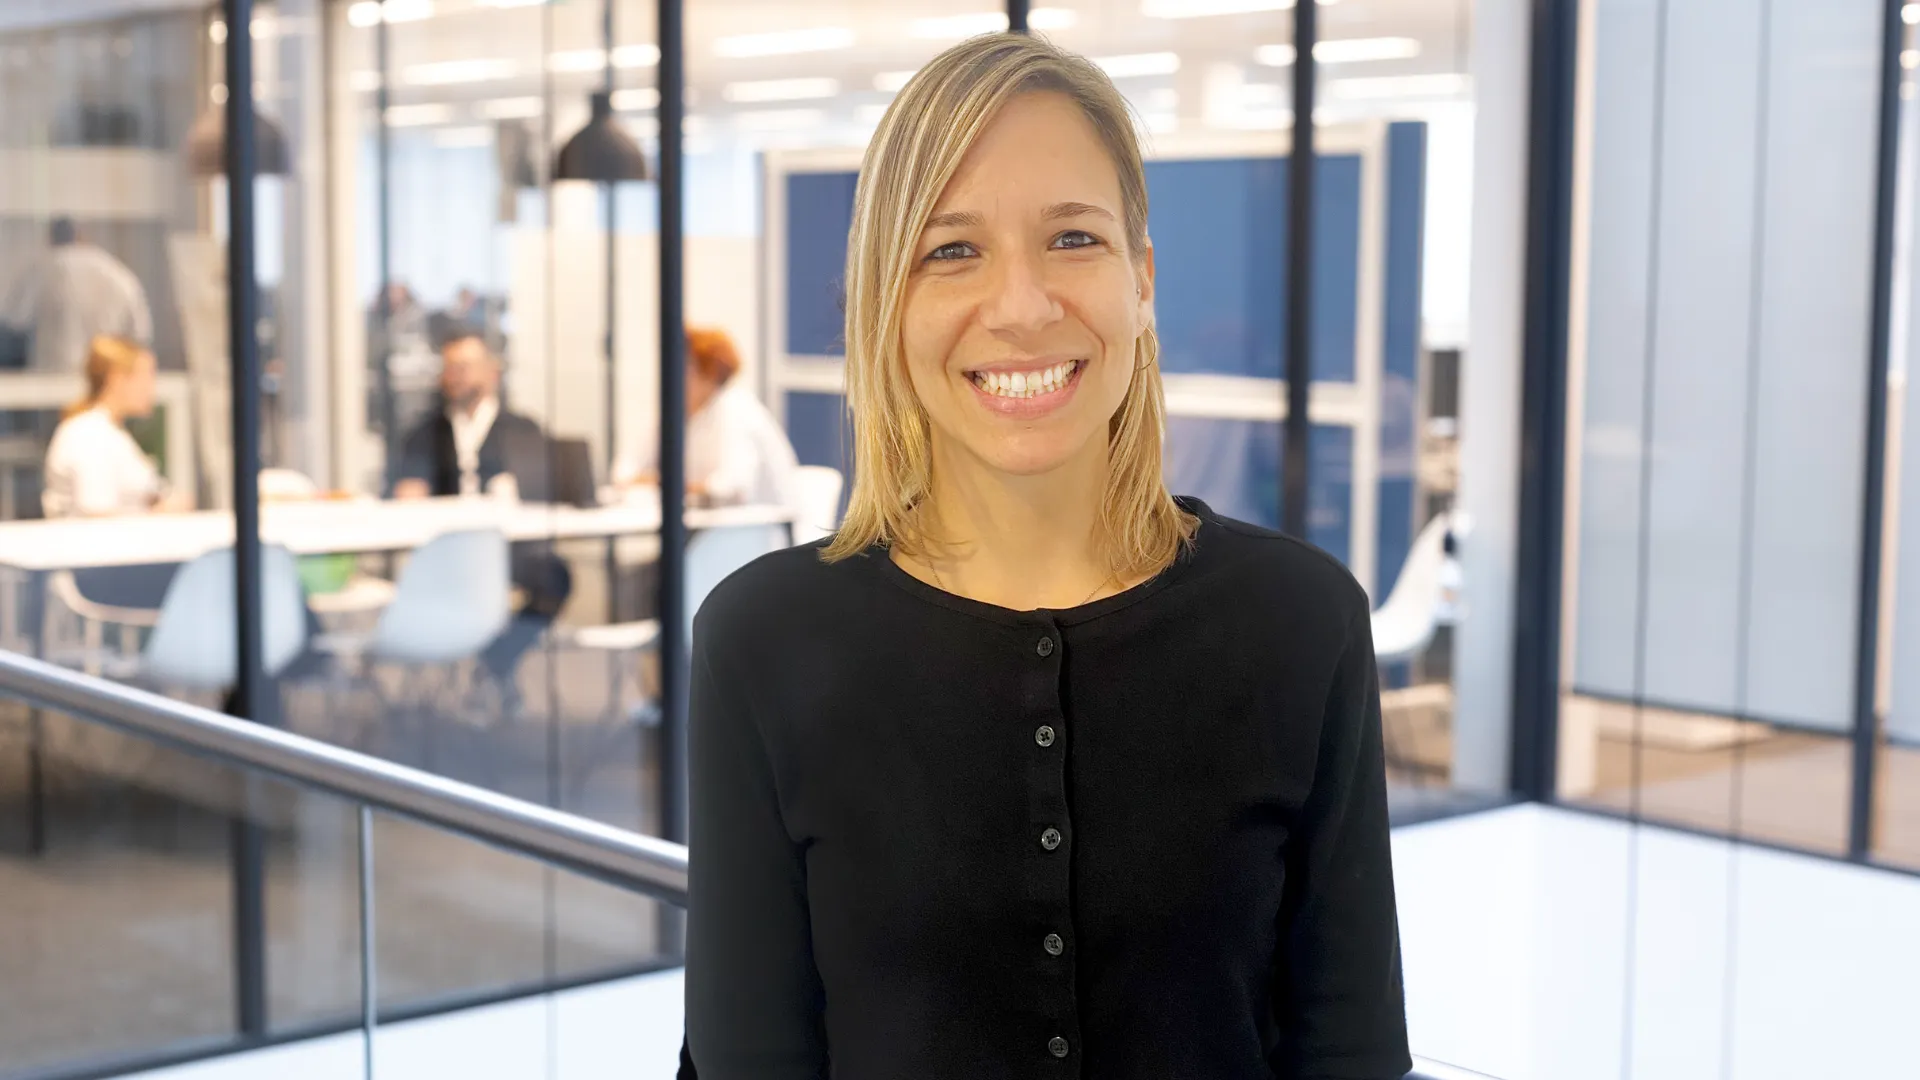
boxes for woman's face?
[108,350,157,418]
[901,91,1154,481]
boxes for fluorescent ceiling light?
[1906,4,1918,25]
[480,0,549,7]
[874,69,917,92]
[432,125,494,148]
[611,87,660,111]
[723,77,840,103]
[909,8,1077,38]
[713,27,854,58]
[1905,49,1919,70]
[1145,113,1179,134]
[1095,52,1180,78]
[1142,0,1333,16]
[733,108,828,131]
[348,0,433,28]
[384,103,456,126]
[546,44,660,72]
[1326,73,1469,100]
[856,103,891,126]
[403,58,519,85]
[1257,37,1421,66]
[476,96,542,119]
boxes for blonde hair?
[64,335,148,420]
[822,33,1197,578]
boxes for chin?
[964,429,1098,478]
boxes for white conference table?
[0,491,791,573]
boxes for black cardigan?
[681,498,1410,1079]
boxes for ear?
[1134,240,1157,327]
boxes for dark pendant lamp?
[185,97,292,177]
[552,90,651,182]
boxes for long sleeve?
[683,609,829,1079]
[390,419,438,493]
[1268,607,1411,1079]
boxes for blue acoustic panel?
[1164,417,1352,567]
[1145,155,1362,382]
[1374,122,1428,601]
[785,390,853,520]
[784,171,859,356]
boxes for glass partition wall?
[0,0,1521,1076]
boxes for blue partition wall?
[776,124,1425,595]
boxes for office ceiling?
[0,0,1477,142]
[348,0,1474,140]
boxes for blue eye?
[1053,230,1101,250]
[926,241,975,262]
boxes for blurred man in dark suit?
[393,332,570,711]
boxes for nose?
[977,248,1061,334]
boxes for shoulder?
[1177,498,1371,639]
[49,410,107,453]
[692,540,876,660]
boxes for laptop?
[513,436,599,508]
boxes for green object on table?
[298,553,356,595]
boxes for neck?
[914,438,1112,610]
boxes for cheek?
[900,289,967,391]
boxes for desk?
[1,492,791,855]
[0,493,791,572]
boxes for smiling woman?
[682,31,1410,1080]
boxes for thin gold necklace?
[928,561,1112,609]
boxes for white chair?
[144,546,311,690]
[50,546,309,691]
[560,523,789,800]
[325,528,511,665]
[1370,510,1468,785]
[318,528,511,757]
[1370,509,1468,665]
[789,465,845,545]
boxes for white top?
[43,405,162,518]
[447,395,500,496]
[618,384,800,509]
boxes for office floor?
[1570,704,1920,869]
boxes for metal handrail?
[0,650,687,905]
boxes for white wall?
[1570,0,1882,730]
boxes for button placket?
[1025,619,1078,1067]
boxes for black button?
[1048,1036,1070,1058]
[1044,933,1064,956]
[1035,725,1056,747]
[1036,636,1055,657]
[1040,827,1062,851]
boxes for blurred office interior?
[0,0,1916,1078]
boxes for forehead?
[935,91,1122,210]
[443,341,490,367]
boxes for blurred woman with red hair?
[615,326,799,508]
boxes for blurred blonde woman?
[681,34,1409,1079]
[44,334,184,518]
[42,335,189,612]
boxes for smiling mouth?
[967,359,1085,399]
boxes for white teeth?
[973,361,1078,399]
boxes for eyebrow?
[1042,201,1116,223]
[924,209,984,230]
[921,202,1118,232]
